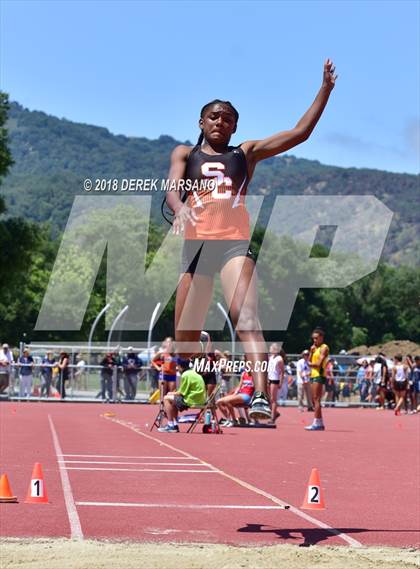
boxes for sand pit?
[1,539,419,569]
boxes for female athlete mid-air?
[164,59,338,419]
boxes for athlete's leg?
[175,272,214,357]
[220,256,270,418]
[220,256,270,419]
[269,382,279,421]
[305,381,325,430]
[312,382,324,420]
[395,389,406,414]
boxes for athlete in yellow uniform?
[305,327,329,431]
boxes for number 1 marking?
[31,479,43,497]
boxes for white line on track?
[63,467,216,473]
[48,415,83,540]
[76,502,288,510]
[59,455,198,459]
[104,417,362,548]
[59,460,207,466]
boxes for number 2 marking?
[309,485,320,503]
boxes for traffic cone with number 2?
[25,463,49,504]
[301,468,325,510]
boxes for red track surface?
[0,402,419,548]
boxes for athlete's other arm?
[278,357,285,387]
[242,59,337,165]
[165,145,199,235]
[151,352,162,372]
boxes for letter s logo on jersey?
[201,162,232,200]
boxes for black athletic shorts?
[394,381,408,391]
[174,394,189,411]
[202,373,217,386]
[181,240,255,276]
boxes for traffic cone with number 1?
[301,468,325,510]
[25,463,49,504]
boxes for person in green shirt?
[158,358,206,433]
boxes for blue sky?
[2,0,419,174]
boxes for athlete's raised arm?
[165,145,199,235]
[241,59,338,165]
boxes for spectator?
[99,352,116,401]
[197,332,217,397]
[391,354,409,416]
[113,350,125,399]
[40,351,56,397]
[0,343,14,395]
[296,350,313,411]
[373,355,389,410]
[74,354,87,390]
[325,359,337,402]
[412,356,420,413]
[279,359,292,404]
[405,355,417,413]
[218,350,232,396]
[152,337,178,398]
[357,360,370,402]
[148,347,160,395]
[123,347,142,400]
[267,343,284,422]
[158,358,206,433]
[18,348,34,397]
[365,360,375,402]
[57,352,70,399]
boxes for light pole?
[87,303,111,366]
[217,302,236,359]
[147,302,161,387]
[107,305,129,401]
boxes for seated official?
[158,358,206,433]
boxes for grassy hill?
[3,102,419,265]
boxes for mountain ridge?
[3,101,419,266]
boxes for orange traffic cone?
[301,468,325,510]
[25,463,49,504]
[0,474,18,503]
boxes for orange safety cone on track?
[0,474,18,503]
[25,463,49,504]
[301,468,325,510]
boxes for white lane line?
[76,502,287,510]
[59,455,198,459]
[105,417,362,548]
[63,467,216,473]
[48,415,83,540]
[59,460,207,466]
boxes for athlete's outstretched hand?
[323,58,338,90]
[173,203,198,235]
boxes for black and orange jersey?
[184,145,250,240]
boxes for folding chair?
[187,384,221,434]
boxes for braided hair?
[161,99,239,225]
